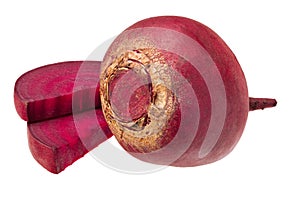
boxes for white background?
[1,0,299,199]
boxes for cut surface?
[28,109,112,174]
[15,61,112,173]
[14,61,101,122]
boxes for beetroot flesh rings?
[28,109,112,174]
[14,61,101,122]
[14,61,112,173]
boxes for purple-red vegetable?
[14,61,101,122]
[99,16,277,167]
[15,16,277,173]
[28,109,112,174]
[14,61,112,173]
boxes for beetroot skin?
[14,61,101,122]
[100,16,277,167]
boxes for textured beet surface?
[14,61,101,122]
[100,16,277,167]
[28,109,112,174]
[109,69,151,122]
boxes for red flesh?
[28,109,112,174]
[14,61,112,173]
[14,61,101,122]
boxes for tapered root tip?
[249,97,277,111]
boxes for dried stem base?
[249,97,277,111]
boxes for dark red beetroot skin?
[14,61,102,122]
[100,16,277,167]
[14,61,112,173]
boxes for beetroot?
[99,16,277,166]
[14,61,101,122]
[28,109,112,174]
[14,17,277,173]
[14,61,112,173]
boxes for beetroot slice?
[28,109,112,174]
[14,61,101,122]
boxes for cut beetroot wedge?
[14,61,101,122]
[15,61,113,173]
[28,109,112,174]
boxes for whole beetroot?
[100,16,276,167]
